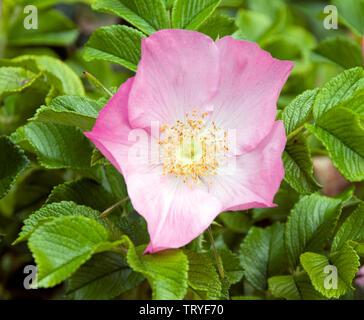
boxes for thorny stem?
[207,227,225,280]
[100,197,130,218]
[83,71,113,97]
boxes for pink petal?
[128,29,220,130]
[125,168,223,253]
[84,78,135,175]
[208,121,286,211]
[211,36,293,153]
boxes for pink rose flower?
[85,29,294,253]
[356,266,364,288]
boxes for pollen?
[158,111,228,187]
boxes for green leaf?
[92,0,169,35]
[306,107,364,182]
[0,67,40,98]
[22,0,96,9]
[268,274,326,300]
[29,215,123,288]
[91,148,109,166]
[1,55,85,97]
[235,9,272,42]
[46,178,122,215]
[172,0,222,30]
[185,250,222,300]
[83,25,146,72]
[285,194,343,269]
[339,87,364,116]
[8,9,78,47]
[218,249,244,286]
[0,136,29,199]
[113,211,149,246]
[219,211,251,233]
[197,12,238,40]
[12,122,93,169]
[31,95,101,131]
[123,237,188,300]
[283,134,321,195]
[347,240,364,257]
[98,165,129,204]
[239,222,286,291]
[164,0,175,10]
[300,245,360,298]
[313,37,363,70]
[66,252,144,300]
[332,203,364,252]
[332,0,364,36]
[15,201,120,244]
[313,67,364,120]
[46,177,127,223]
[252,182,299,222]
[282,88,318,135]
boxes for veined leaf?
[0,55,85,96]
[28,215,124,288]
[46,178,122,215]
[31,95,101,131]
[12,122,93,169]
[300,245,360,298]
[66,252,144,300]
[0,136,29,199]
[339,87,364,116]
[83,25,146,72]
[282,88,318,135]
[283,134,321,195]
[92,0,169,35]
[268,274,326,300]
[15,201,121,244]
[332,203,364,252]
[332,0,364,36]
[0,67,40,99]
[313,37,363,70]
[172,0,222,30]
[185,250,222,300]
[313,67,364,120]
[239,222,286,291]
[123,237,188,300]
[285,194,342,269]
[306,107,364,182]
[218,249,244,286]
[8,9,78,47]
[197,12,237,40]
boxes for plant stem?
[286,125,304,141]
[207,227,225,280]
[83,71,113,97]
[99,197,130,218]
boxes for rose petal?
[128,29,220,130]
[125,168,223,253]
[208,121,286,211]
[211,36,293,153]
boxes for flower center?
[158,110,228,187]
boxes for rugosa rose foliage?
[85,29,294,253]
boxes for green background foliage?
[0,0,364,300]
